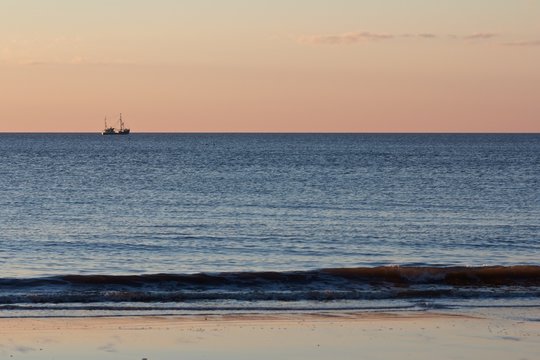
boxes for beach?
[2,312,539,360]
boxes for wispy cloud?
[502,40,540,47]
[3,57,136,66]
[461,32,499,40]
[417,33,437,39]
[298,31,500,45]
[0,46,134,66]
[0,36,131,66]
[298,32,394,45]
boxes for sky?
[1,0,539,132]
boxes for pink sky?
[1,1,539,132]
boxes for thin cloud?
[502,40,540,47]
[298,32,394,45]
[3,56,136,66]
[462,33,499,40]
[298,31,499,45]
[19,60,49,66]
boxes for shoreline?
[2,311,538,360]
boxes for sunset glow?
[1,0,539,132]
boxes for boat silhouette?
[102,113,130,135]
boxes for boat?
[102,113,130,135]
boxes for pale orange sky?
[1,0,539,132]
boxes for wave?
[2,265,540,287]
[0,266,539,305]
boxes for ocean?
[0,133,539,317]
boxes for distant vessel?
[102,113,130,135]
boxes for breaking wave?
[1,266,539,306]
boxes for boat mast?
[104,116,107,128]
[119,113,123,131]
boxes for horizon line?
[1,131,539,135]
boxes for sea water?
[0,134,539,317]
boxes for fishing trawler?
[102,113,130,135]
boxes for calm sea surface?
[0,134,539,316]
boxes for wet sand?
[1,312,539,360]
